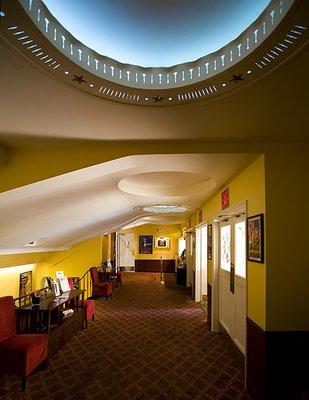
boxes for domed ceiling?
[0,0,307,106]
[42,0,270,67]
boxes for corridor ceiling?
[0,154,257,253]
[0,1,308,254]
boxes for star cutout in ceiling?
[72,75,87,85]
[230,74,244,83]
[152,95,165,103]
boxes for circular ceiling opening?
[141,205,187,213]
[42,0,270,67]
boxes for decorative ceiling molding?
[0,0,308,106]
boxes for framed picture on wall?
[247,213,264,263]
[139,235,153,254]
[221,188,229,209]
[19,271,32,297]
[155,237,170,249]
[207,224,212,260]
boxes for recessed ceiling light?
[25,240,37,247]
[247,70,252,74]
[89,83,94,87]
[64,70,69,75]
[168,97,172,100]
[145,97,149,100]
[0,10,5,17]
[222,83,226,86]
[142,205,188,213]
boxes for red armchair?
[0,296,48,391]
[90,267,113,300]
[67,277,95,328]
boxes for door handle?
[230,263,235,294]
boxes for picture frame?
[139,235,153,254]
[207,224,212,260]
[155,237,170,249]
[221,188,229,210]
[19,271,32,297]
[247,213,264,263]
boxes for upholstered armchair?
[0,296,48,390]
[90,267,113,300]
[67,277,95,328]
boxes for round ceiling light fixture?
[135,205,189,214]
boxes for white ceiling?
[0,153,257,254]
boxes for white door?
[195,225,208,303]
[219,215,246,354]
[118,233,135,271]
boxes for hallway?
[0,273,250,400]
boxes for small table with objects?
[15,289,84,356]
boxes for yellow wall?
[0,263,37,298]
[122,224,181,260]
[264,147,309,331]
[35,237,102,285]
[191,155,266,329]
[0,237,102,298]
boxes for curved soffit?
[0,0,308,106]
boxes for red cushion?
[0,296,16,342]
[0,334,48,377]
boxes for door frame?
[195,222,208,303]
[185,230,193,288]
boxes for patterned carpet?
[0,273,251,400]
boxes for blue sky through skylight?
[43,0,270,67]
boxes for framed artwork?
[221,188,229,210]
[139,235,153,254]
[207,224,212,260]
[247,213,264,263]
[198,210,203,223]
[155,237,170,249]
[19,271,32,297]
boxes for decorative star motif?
[152,95,165,103]
[230,74,244,83]
[72,75,87,85]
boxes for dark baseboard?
[247,318,266,400]
[247,317,309,400]
[135,259,176,273]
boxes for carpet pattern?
[0,273,251,400]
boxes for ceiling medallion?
[0,0,307,106]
